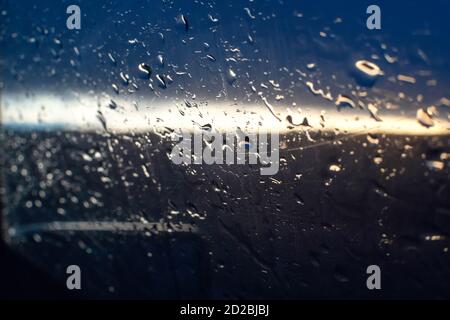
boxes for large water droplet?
[355,60,382,77]
[368,103,382,121]
[353,60,382,86]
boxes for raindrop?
[397,74,416,84]
[120,72,130,85]
[33,234,42,243]
[269,80,280,88]
[206,54,216,62]
[201,123,212,131]
[111,83,119,94]
[108,100,118,110]
[244,7,256,19]
[226,68,237,85]
[138,63,152,77]
[286,115,310,127]
[286,115,297,127]
[261,96,282,121]
[335,94,355,109]
[426,160,444,171]
[156,74,167,89]
[81,153,93,162]
[294,193,305,205]
[157,54,164,67]
[355,60,382,77]
[108,53,116,65]
[416,108,434,127]
[353,60,382,86]
[373,156,383,165]
[329,164,342,172]
[427,105,438,117]
[306,82,332,101]
[142,165,150,178]
[180,14,189,31]
[208,14,219,23]
[97,111,107,131]
[368,103,382,121]
[334,268,349,283]
[184,99,198,108]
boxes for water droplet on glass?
[97,111,107,131]
[367,134,379,145]
[334,268,349,283]
[226,68,237,85]
[157,54,164,67]
[373,156,383,165]
[180,14,189,31]
[426,160,444,171]
[329,164,342,172]
[108,53,116,65]
[138,63,152,77]
[306,81,332,101]
[208,14,219,23]
[201,123,212,131]
[184,99,198,108]
[355,60,382,77]
[353,60,382,86]
[156,74,167,89]
[120,72,130,85]
[368,103,382,121]
[111,83,119,94]
[416,108,434,127]
[261,96,282,121]
[244,7,256,19]
[335,94,355,109]
[206,54,216,62]
[108,100,118,110]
